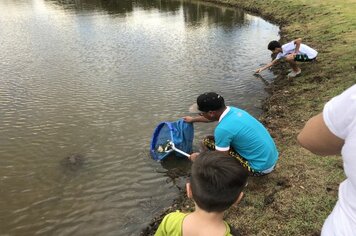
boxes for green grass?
[224,144,344,235]
[199,0,355,235]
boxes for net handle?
[167,141,190,157]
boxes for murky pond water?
[0,0,278,235]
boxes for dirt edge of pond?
[141,0,355,235]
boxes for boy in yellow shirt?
[155,151,248,236]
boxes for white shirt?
[276,40,318,60]
[322,85,356,235]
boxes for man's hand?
[255,60,277,74]
[255,68,263,73]
[189,152,200,162]
[183,116,195,123]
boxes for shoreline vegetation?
[142,0,355,235]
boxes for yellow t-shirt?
[155,211,232,236]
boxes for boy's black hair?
[267,40,281,51]
[190,151,248,213]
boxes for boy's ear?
[233,192,244,206]
[186,183,193,199]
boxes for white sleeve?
[276,41,295,60]
[275,53,283,60]
[323,85,356,139]
[283,41,296,50]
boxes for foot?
[288,69,301,78]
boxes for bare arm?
[255,58,279,73]
[297,113,344,156]
[183,115,211,123]
[294,38,302,54]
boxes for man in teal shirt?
[184,92,278,176]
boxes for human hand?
[255,68,262,74]
[183,116,195,123]
[188,152,200,162]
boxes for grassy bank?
[142,0,355,235]
[204,0,355,235]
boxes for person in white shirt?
[255,38,318,77]
[297,85,356,235]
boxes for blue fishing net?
[150,119,194,161]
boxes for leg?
[285,54,300,72]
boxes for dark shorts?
[294,54,316,62]
[202,136,270,177]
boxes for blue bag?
[150,119,194,161]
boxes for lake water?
[0,0,278,235]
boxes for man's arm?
[183,115,211,123]
[255,58,279,73]
[297,113,344,156]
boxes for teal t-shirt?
[215,106,278,171]
[155,211,232,236]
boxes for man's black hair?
[197,92,225,112]
[190,151,248,212]
[267,40,281,51]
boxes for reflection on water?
[51,0,245,28]
[0,0,278,235]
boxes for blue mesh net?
[150,119,194,161]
